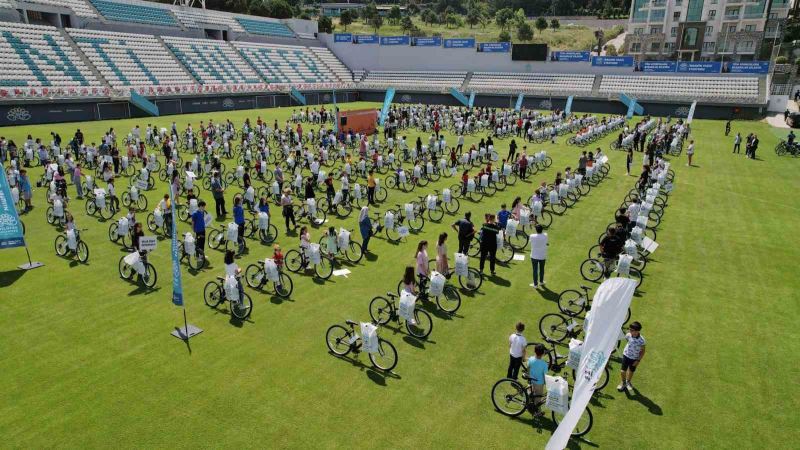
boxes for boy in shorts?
[618,321,646,392]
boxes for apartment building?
[624,0,792,61]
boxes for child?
[401,266,417,294]
[527,344,548,414]
[507,322,527,380]
[273,244,284,270]
[618,321,646,392]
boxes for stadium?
[0,0,797,448]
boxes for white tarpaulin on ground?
[545,278,637,450]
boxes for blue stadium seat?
[235,18,295,38]
[89,0,178,27]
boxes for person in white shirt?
[618,321,646,392]
[529,224,548,289]
[507,322,527,379]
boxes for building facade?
[624,0,792,61]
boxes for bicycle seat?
[580,285,591,290]
[216,276,225,281]
[345,319,357,327]
[386,292,397,298]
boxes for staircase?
[591,75,603,97]
[461,71,473,91]
[156,35,201,85]
[758,76,768,104]
[58,29,111,90]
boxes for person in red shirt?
[273,244,284,269]
[518,154,528,180]
[461,170,469,195]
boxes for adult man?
[507,322,527,380]
[529,224,548,289]
[578,151,587,175]
[191,201,208,260]
[732,132,741,154]
[750,134,759,159]
[724,120,731,136]
[452,212,475,255]
[233,196,245,254]
[479,214,500,276]
[210,171,226,219]
[599,227,623,278]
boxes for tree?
[550,18,560,30]
[424,9,438,26]
[495,8,514,31]
[514,8,527,29]
[535,17,548,33]
[498,30,511,42]
[407,3,420,16]
[605,43,617,56]
[401,16,414,34]
[264,0,293,19]
[388,5,402,25]
[363,1,379,24]
[318,15,333,33]
[446,13,463,28]
[466,6,481,28]
[370,14,384,33]
[517,22,533,41]
[339,10,353,31]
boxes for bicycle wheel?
[86,200,97,216]
[573,364,611,392]
[507,230,528,251]
[245,264,264,289]
[136,195,148,211]
[580,259,605,282]
[538,313,570,342]
[118,256,133,279]
[368,338,398,372]
[325,325,352,356]
[496,243,514,264]
[46,207,56,224]
[550,201,566,215]
[491,378,528,417]
[273,273,293,297]
[344,241,363,263]
[443,198,460,214]
[259,224,279,244]
[122,192,131,207]
[376,187,387,202]
[406,308,433,339]
[552,405,593,437]
[100,205,114,220]
[385,225,400,242]
[204,281,223,307]
[535,210,553,228]
[142,264,157,288]
[314,258,333,280]
[189,251,205,271]
[427,207,444,222]
[77,241,89,263]
[435,285,461,314]
[458,267,483,292]
[407,215,424,232]
[231,293,253,320]
[558,290,587,316]
[368,296,392,325]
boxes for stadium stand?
[599,75,760,102]
[162,36,261,85]
[468,72,595,96]
[235,17,295,38]
[172,7,246,33]
[0,0,15,9]
[0,22,101,87]
[310,47,352,82]
[68,28,195,88]
[359,71,467,92]
[88,0,179,27]
[233,41,343,85]
[20,0,98,17]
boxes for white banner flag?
[545,278,637,450]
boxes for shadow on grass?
[538,286,559,303]
[127,284,161,296]
[0,269,27,287]
[498,411,599,448]
[626,387,663,415]
[269,294,294,304]
[488,274,511,287]
[327,351,401,385]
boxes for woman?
[461,170,470,195]
[436,233,449,275]
[686,140,695,166]
[626,149,633,176]
[358,206,372,253]
[257,195,270,215]
[511,197,522,220]
[281,188,296,233]
[299,226,311,265]
[416,240,429,281]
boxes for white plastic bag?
[66,229,77,250]
[545,375,569,414]
[353,183,362,200]
[224,276,239,302]
[54,199,64,217]
[264,258,280,282]
[505,219,518,236]
[496,230,504,249]
[566,338,583,370]
[404,203,414,221]
[258,212,270,230]
[549,190,559,204]
[426,195,437,210]
[442,188,452,203]
[384,211,395,229]
[183,233,196,256]
[480,174,489,187]
[624,239,638,256]
[95,191,106,209]
[397,226,410,238]
[117,217,129,236]
[337,228,350,249]
[616,254,633,276]
[308,243,321,264]
[467,179,476,192]
[454,253,468,276]
[360,322,379,354]
[399,291,417,324]
[227,222,238,243]
[429,271,446,296]
[306,198,317,217]
[519,207,531,226]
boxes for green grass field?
[0,102,798,448]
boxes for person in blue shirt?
[257,195,270,215]
[18,169,32,213]
[191,201,207,259]
[233,196,245,254]
[528,343,549,416]
[497,204,511,230]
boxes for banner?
[0,169,25,249]
[546,278,637,450]
[169,183,184,306]
[591,56,634,67]
[676,61,721,73]
[551,51,590,62]
[725,61,770,74]
[687,100,697,124]
[637,61,677,73]
[353,35,378,44]
[380,35,410,46]
[334,33,352,43]
[411,36,441,47]
[477,42,510,53]
[443,38,475,49]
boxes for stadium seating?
[89,0,178,27]
[310,47,352,82]
[18,0,98,17]
[468,72,595,95]
[69,28,195,88]
[235,18,295,38]
[0,22,101,87]
[173,7,246,33]
[359,71,467,92]
[233,41,345,85]
[0,0,14,9]
[599,75,760,102]
[162,36,261,85]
